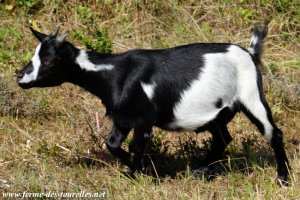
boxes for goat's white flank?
[76,50,114,72]
[18,43,42,83]
[172,45,273,142]
[171,48,237,130]
[229,45,273,142]
[140,81,157,100]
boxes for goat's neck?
[66,46,115,110]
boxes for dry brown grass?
[0,0,299,199]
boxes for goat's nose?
[16,71,24,79]
[15,69,20,75]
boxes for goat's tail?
[248,25,268,60]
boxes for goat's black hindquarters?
[193,124,232,179]
[128,126,153,172]
[106,125,131,167]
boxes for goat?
[17,26,290,185]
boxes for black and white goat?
[17,26,290,184]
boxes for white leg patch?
[18,43,41,83]
[76,50,114,71]
[140,81,157,100]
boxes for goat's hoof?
[121,170,137,179]
[277,176,290,187]
[129,165,142,174]
[192,166,215,180]
[141,158,154,176]
[129,159,148,174]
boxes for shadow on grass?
[142,138,278,180]
[66,150,115,168]
[49,134,298,181]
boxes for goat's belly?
[170,88,237,130]
[170,103,223,131]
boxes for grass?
[0,0,300,199]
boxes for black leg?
[193,124,232,179]
[106,125,131,167]
[240,103,290,185]
[270,128,290,184]
[128,127,152,172]
[204,124,233,165]
[203,107,236,165]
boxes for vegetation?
[0,0,299,199]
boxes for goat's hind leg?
[204,107,237,166]
[239,94,290,185]
[206,124,233,165]
[193,124,233,179]
[193,107,236,179]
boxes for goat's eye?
[42,60,51,65]
[41,57,56,67]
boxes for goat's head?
[17,27,68,89]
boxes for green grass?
[0,0,300,199]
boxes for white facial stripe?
[76,50,114,72]
[19,43,42,84]
[18,73,36,84]
[141,81,157,100]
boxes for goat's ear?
[30,27,47,42]
[50,27,60,37]
[56,33,67,46]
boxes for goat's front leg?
[106,125,131,167]
[128,127,152,172]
